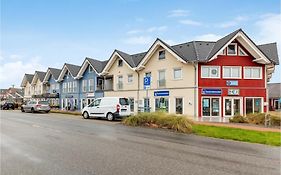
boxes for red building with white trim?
[197,29,279,122]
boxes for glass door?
[224,98,242,116]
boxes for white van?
[82,97,131,120]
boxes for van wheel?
[31,108,34,113]
[83,112,89,119]
[21,108,25,112]
[107,113,114,121]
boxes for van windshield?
[119,98,129,105]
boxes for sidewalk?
[194,121,281,133]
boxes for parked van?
[82,97,131,120]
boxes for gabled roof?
[258,43,279,65]
[43,67,61,83]
[76,57,108,78]
[31,71,46,85]
[57,63,81,81]
[20,74,34,87]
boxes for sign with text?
[202,89,222,95]
[154,90,169,97]
[226,80,238,86]
[228,89,240,95]
[143,77,151,89]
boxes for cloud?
[179,19,202,26]
[0,55,47,88]
[123,36,153,45]
[127,30,142,35]
[255,13,281,83]
[194,34,223,41]
[147,26,167,33]
[168,9,189,17]
[218,15,249,28]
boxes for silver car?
[21,101,51,113]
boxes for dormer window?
[238,47,247,56]
[159,50,165,60]
[89,66,94,73]
[118,59,123,67]
[227,43,237,55]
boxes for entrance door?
[224,97,242,116]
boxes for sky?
[1,0,280,88]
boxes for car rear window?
[119,98,129,105]
[38,101,49,105]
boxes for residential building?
[21,74,34,101]
[0,87,24,104]
[268,83,281,111]
[57,63,81,110]
[42,67,61,108]
[30,71,47,101]
[76,57,107,110]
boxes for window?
[89,66,94,73]
[63,82,67,93]
[159,50,165,60]
[244,67,262,79]
[173,68,182,80]
[202,97,220,117]
[89,99,101,107]
[128,98,134,112]
[117,75,123,90]
[144,98,150,112]
[82,80,87,92]
[145,72,151,77]
[158,70,166,87]
[73,81,77,92]
[128,74,133,83]
[223,66,241,78]
[68,82,72,92]
[175,98,183,114]
[227,43,237,55]
[118,59,123,67]
[55,83,59,90]
[155,98,169,112]
[201,66,220,78]
[88,79,94,92]
[238,47,247,56]
[246,97,262,114]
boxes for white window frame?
[118,59,123,67]
[175,97,184,114]
[88,79,94,92]
[127,74,133,83]
[244,97,264,114]
[227,43,237,56]
[238,46,248,56]
[158,49,166,60]
[73,81,77,92]
[223,97,243,117]
[222,66,242,79]
[82,80,87,92]
[173,68,182,80]
[201,96,221,117]
[243,66,262,79]
[201,66,220,79]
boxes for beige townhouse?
[21,74,35,101]
[30,71,47,101]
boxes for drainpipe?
[137,70,140,114]
[192,62,197,121]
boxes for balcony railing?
[158,79,166,88]
[117,83,123,90]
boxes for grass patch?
[50,110,81,116]
[123,112,193,133]
[192,124,281,146]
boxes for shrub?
[270,114,281,126]
[246,113,265,125]
[123,112,194,133]
[229,115,248,123]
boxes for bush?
[246,113,265,125]
[122,112,194,133]
[229,115,248,123]
[270,115,281,126]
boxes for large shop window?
[202,97,220,117]
[244,67,262,79]
[175,98,183,114]
[155,98,169,112]
[201,66,220,78]
[246,98,262,114]
[223,66,241,79]
[144,98,150,112]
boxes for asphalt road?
[1,110,280,175]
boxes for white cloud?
[127,30,142,35]
[194,34,222,41]
[168,9,189,17]
[123,36,153,45]
[0,55,46,88]
[179,19,202,26]
[255,13,281,83]
[147,26,167,33]
[218,15,249,28]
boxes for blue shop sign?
[226,80,238,86]
[202,89,222,95]
[154,91,169,97]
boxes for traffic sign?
[144,77,151,89]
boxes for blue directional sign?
[226,80,238,86]
[154,91,169,97]
[202,89,222,95]
[144,77,151,89]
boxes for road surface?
[1,110,280,175]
